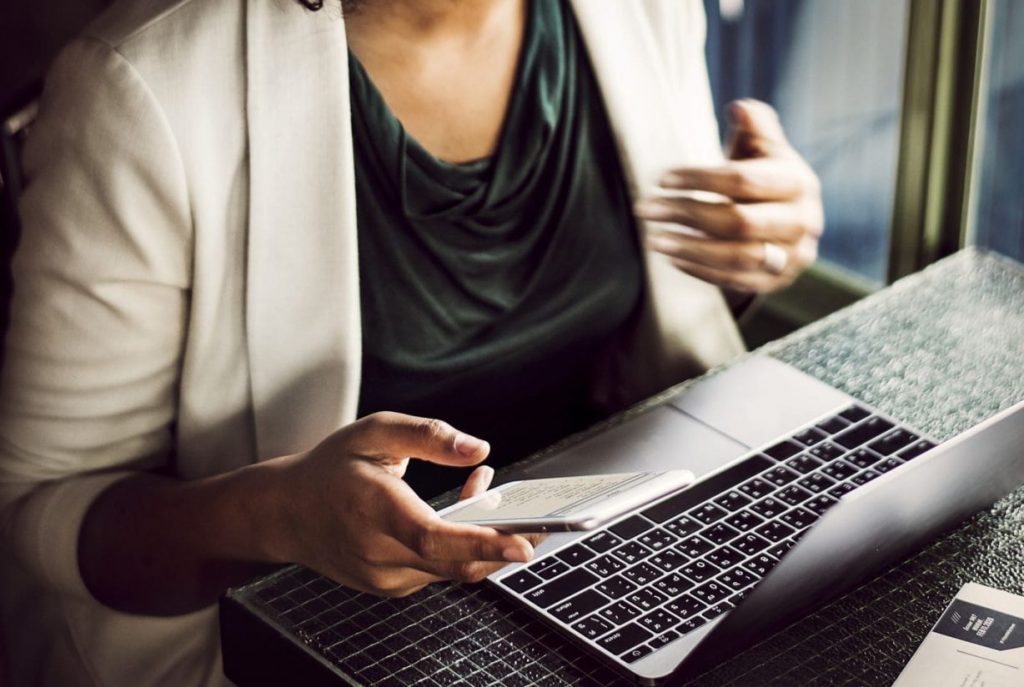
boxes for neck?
[345,0,520,45]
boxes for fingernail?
[455,433,489,457]
[503,546,531,563]
[634,200,672,220]
[646,233,676,253]
[660,171,690,188]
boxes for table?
[221,248,1024,686]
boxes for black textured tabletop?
[221,249,1024,687]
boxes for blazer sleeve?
[0,37,192,599]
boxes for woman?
[0,0,822,684]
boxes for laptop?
[459,355,1024,685]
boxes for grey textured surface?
[226,248,1024,686]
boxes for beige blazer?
[0,0,744,684]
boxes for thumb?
[350,411,491,467]
[725,99,789,159]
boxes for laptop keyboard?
[496,405,936,667]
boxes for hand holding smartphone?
[437,471,695,533]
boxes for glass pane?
[704,0,909,284]
[971,0,1024,262]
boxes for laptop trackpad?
[500,406,748,484]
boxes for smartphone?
[437,471,695,533]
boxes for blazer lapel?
[245,0,362,459]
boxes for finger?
[658,158,813,202]
[667,255,789,294]
[636,197,811,243]
[459,466,495,501]
[383,480,535,564]
[725,98,790,159]
[647,233,773,273]
[351,411,490,466]
[366,533,510,585]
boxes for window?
[970,0,1024,262]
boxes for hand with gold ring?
[636,99,824,293]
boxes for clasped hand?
[270,412,537,597]
[636,99,824,293]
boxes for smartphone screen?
[440,471,693,531]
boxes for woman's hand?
[270,412,535,597]
[635,99,824,293]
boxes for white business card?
[893,582,1024,687]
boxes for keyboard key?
[649,550,688,573]
[649,630,681,648]
[700,522,740,545]
[609,515,654,540]
[599,601,642,626]
[755,521,796,543]
[797,473,836,494]
[551,589,610,623]
[702,603,730,620]
[681,560,721,583]
[809,442,845,462]
[623,562,662,586]
[828,481,857,498]
[582,531,623,554]
[664,516,701,538]
[733,533,771,556]
[725,510,765,532]
[529,558,570,580]
[805,494,839,515]
[620,642,654,664]
[834,417,895,449]
[574,614,614,640]
[738,477,775,499]
[678,615,709,634]
[556,544,596,567]
[500,569,543,594]
[639,609,680,634]
[900,439,937,461]
[627,588,668,612]
[780,507,818,530]
[665,594,706,619]
[612,541,652,565]
[692,581,729,605]
[641,455,773,523]
[596,575,637,600]
[586,555,626,577]
[524,569,599,608]
[719,567,759,591]
[768,540,795,558]
[840,405,871,422]
[677,535,714,558]
[765,441,802,460]
[751,496,788,518]
[597,622,652,655]
[847,447,882,468]
[785,453,824,474]
[706,546,745,569]
[821,460,858,481]
[763,466,800,487]
[875,457,904,473]
[744,553,778,577]
[653,572,693,597]
[638,529,678,552]
[816,415,850,435]
[793,427,828,447]
[868,428,918,456]
[714,491,752,512]
[851,469,882,486]
[688,503,729,525]
[776,485,812,506]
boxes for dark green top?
[351,0,643,498]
